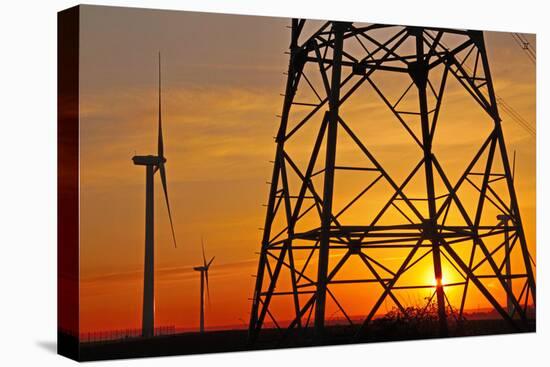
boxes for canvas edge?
[57,4,81,362]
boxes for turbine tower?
[194,238,215,333]
[133,53,177,338]
[249,20,536,344]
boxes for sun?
[429,273,446,287]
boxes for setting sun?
[431,275,446,287]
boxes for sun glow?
[430,274,446,287]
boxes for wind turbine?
[194,238,215,333]
[132,53,177,338]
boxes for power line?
[497,97,536,137]
[516,33,536,57]
[511,33,536,64]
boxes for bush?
[370,300,461,338]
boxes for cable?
[497,97,536,136]
[511,33,536,64]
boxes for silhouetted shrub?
[371,300,460,338]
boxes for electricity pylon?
[249,20,536,344]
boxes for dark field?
[63,319,535,361]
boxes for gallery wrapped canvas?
[58,4,536,361]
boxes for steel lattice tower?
[249,20,536,343]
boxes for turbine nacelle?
[132,155,166,166]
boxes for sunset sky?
[78,5,536,334]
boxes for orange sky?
[78,6,536,334]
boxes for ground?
[60,319,535,361]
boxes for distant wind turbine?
[194,238,215,333]
[132,53,177,338]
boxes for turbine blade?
[201,237,207,267]
[207,256,215,268]
[159,163,177,248]
[157,52,164,159]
